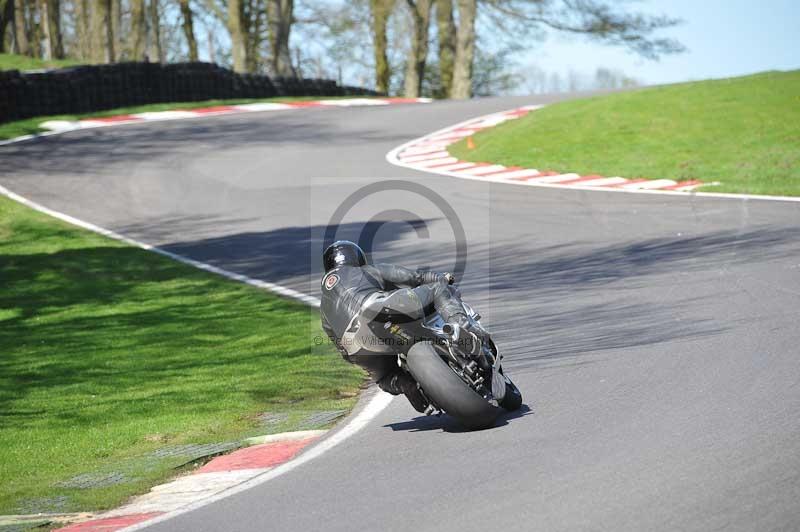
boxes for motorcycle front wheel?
[499,375,523,411]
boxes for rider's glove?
[418,271,455,285]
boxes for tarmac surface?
[2,93,799,531]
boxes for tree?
[290,0,378,84]
[434,0,455,98]
[494,0,684,59]
[129,0,147,60]
[228,0,247,71]
[0,0,13,53]
[369,0,394,93]
[111,0,122,58]
[548,71,561,92]
[91,0,114,62]
[39,0,52,59]
[148,0,162,61]
[13,0,28,55]
[39,0,64,59]
[444,0,684,98]
[29,0,41,58]
[403,0,432,97]
[267,0,294,76]
[524,64,547,94]
[178,0,198,61]
[246,0,267,72]
[74,0,91,59]
[450,0,476,99]
[470,43,520,95]
[594,67,639,89]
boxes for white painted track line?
[432,162,480,172]
[133,110,199,120]
[399,151,451,163]
[0,183,397,530]
[621,179,677,189]
[529,173,581,183]
[232,102,293,111]
[401,146,450,156]
[0,185,320,306]
[415,156,459,167]
[0,98,432,147]
[458,164,507,176]
[125,390,394,531]
[495,169,541,180]
[579,177,628,187]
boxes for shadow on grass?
[0,244,349,426]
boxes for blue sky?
[523,0,800,85]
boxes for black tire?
[406,341,500,430]
[499,377,523,412]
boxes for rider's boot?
[378,372,429,413]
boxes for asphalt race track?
[2,95,799,531]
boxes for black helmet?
[323,240,367,272]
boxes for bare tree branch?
[483,0,684,59]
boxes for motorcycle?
[366,287,522,430]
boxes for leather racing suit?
[319,263,464,401]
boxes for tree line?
[0,0,683,98]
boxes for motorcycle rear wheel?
[406,341,500,430]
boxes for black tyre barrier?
[0,61,382,124]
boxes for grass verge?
[0,96,364,141]
[0,52,80,71]
[449,70,800,196]
[0,195,364,515]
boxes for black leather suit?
[320,263,464,390]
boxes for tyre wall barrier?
[0,61,382,124]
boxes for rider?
[319,240,481,412]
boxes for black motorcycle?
[367,288,522,429]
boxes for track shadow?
[154,222,797,371]
[155,220,799,294]
[0,107,414,176]
[157,218,438,287]
[7,217,794,421]
[384,404,533,433]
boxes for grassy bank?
[0,52,80,71]
[0,196,363,515]
[0,96,359,141]
[449,70,800,196]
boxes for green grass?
[0,52,80,71]
[0,96,368,140]
[449,70,800,196]
[0,196,364,515]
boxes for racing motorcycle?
[369,288,522,430]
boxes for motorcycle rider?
[319,240,483,412]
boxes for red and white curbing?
[55,431,327,532]
[387,105,706,193]
[26,97,431,138]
